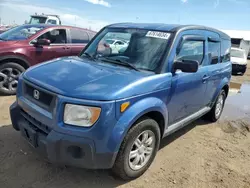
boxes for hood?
[231,57,247,65]
[23,57,167,100]
[0,40,24,51]
[0,40,20,46]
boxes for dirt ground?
[0,63,250,188]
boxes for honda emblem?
[33,89,40,100]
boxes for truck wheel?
[0,62,25,95]
[112,117,161,180]
[241,69,246,75]
[205,90,226,122]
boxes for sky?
[0,0,250,31]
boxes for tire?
[0,62,25,95]
[112,117,161,180]
[241,69,246,75]
[204,90,226,122]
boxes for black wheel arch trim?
[0,55,31,68]
[210,84,229,108]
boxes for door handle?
[63,47,70,50]
[202,75,210,83]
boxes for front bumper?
[232,64,247,73]
[10,102,116,169]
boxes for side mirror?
[32,39,51,46]
[173,59,199,73]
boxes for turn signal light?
[120,102,130,112]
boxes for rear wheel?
[112,117,160,180]
[0,62,25,95]
[204,90,226,122]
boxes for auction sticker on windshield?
[146,31,170,40]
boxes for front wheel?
[241,68,246,75]
[0,62,25,95]
[112,117,161,180]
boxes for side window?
[47,19,57,24]
[70,28,89,43]
[221,40,231,63]
[175,40,204,64]
[37,29,66,44]
[208,41,220,64]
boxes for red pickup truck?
[0,24,96,95]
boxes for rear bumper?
[232,64,247,73]
[10,102,116,169]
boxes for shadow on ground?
[0,119,209,188]
[0,125,128,188]
[160,119,209,150]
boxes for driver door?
[29,28,70,65]
[167,31,208,125]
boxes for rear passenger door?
[203,31,230,105]
[68,28,90,56]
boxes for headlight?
[64,104,101,127]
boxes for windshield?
[29,16,47,24]
[82,28,171,72]
[231,49,245,58]
[0,25,45,41]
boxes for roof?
[18,24,96,33]
[108,23,181,31]
[30,14,60,18]
[231,47,246,52]
[107,23,230,40]
[30,15,48,18]
[221,30,250,41]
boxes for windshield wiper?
[81,52,96,61]
[100,57,140,71]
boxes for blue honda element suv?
[10,23,232,180]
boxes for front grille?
[20,109,51,135]
[232,64,246,68]
[23,82,55,111]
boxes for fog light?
[67,146,83,159]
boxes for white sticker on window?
[146,31,170,40]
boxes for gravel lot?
[0,62,250,188]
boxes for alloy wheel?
[0,67,21,92]
[128,130,156,171]
[215,94,224,118]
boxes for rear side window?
[175,40,204,65]
[47,19,57,24]
[221,40,231,62]
[70,28,89,43]
[208,41,220,64]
